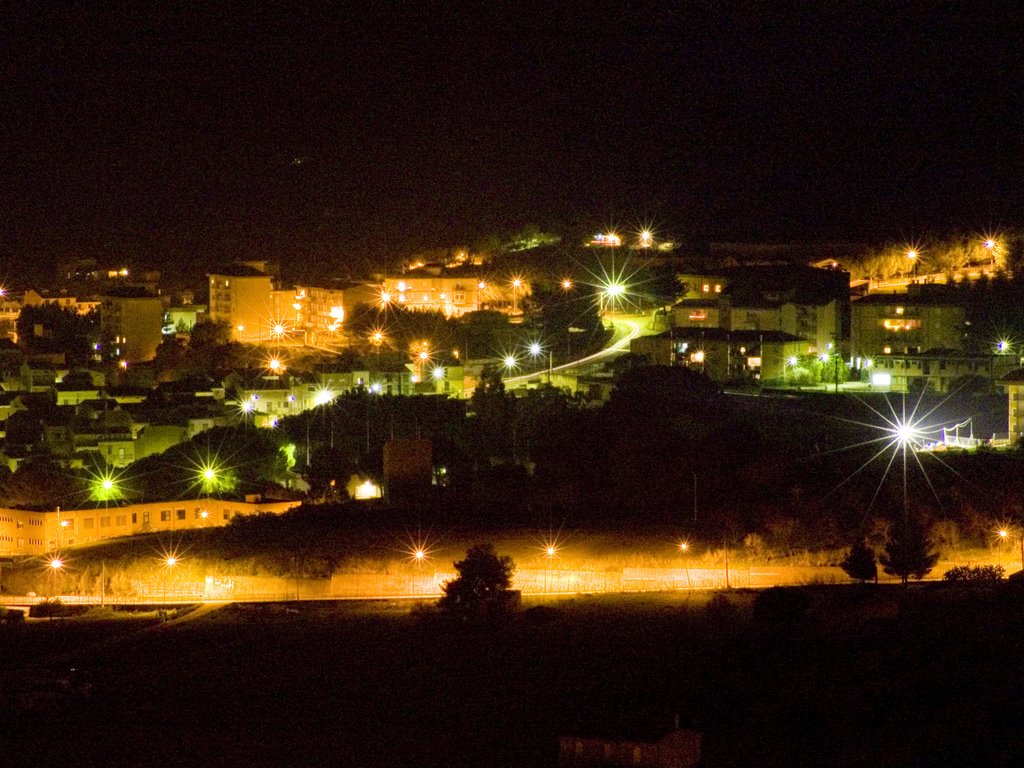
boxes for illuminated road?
[503,316,648,388]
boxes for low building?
[558,726,701,768]
[0,497,301,556]
[866,350,1019,393]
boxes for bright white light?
[313,389,335,407]
[528,342,542,357]
[504,355,518,370]
[787,356,799,367]
[50,558,63,570]
[895,422,917,445]
[431,366,445,381]
[871,372,892,387]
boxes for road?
[503,315,648,388]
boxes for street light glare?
[528,342,542,357]
[49,558,63,570]
[166,556,177,567]
[503,355,518,369]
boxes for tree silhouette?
[438,543,517,622]
[840,538,878,583]
[880,516,939,585]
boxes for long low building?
[0,497,301,557]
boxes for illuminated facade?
[100,292,165,362]
[297,283,381,346]
[381,272,529,316]
[869,352,1017,394]
[851,288,966,359]
[632,328,805,382]
[1000,369,1024,444]
[208,268,275,343]
[0,497,301,557]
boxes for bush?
[0,607,25,624]
[942,565,1005,585]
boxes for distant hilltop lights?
[589,229,676,250]
[591,232,622,247]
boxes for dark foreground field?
[4,586,1024,767]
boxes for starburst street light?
[503,354,518,371]
[90,470,123,502]
[50,557,63,571]
[528,341,543,358]
[996,338,1012,354]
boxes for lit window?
[702,284,710,292]
[714,284,722,293]
[895,306,904,315]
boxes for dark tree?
[438,543,517,621]
[879,516,939,585]
[840,538,878,583]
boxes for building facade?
[208,268,275,343]
[101,292,165,363]
[850,288,966,359]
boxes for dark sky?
[2,3,1023,282]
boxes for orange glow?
[49,558,63,570]
[561,278,573,290]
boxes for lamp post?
[164,556,177,603]
[48,557,63,599]
[679,542,691,589]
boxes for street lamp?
[906,249,918,282]
[511,277,523,314]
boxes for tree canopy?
[438,543,517,622]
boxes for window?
[176,509,186,521]
[702,283,710,292]
[84,518,94,529]
[100,516,110,528]
[160,510,170,522]
[116,515,127,526]
[132,512,138,524]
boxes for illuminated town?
[3,5,1024,767]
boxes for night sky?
[2,3,1023,283]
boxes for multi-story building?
[100,289,165,362]
[674,266,848,356]
[298,282,382,347]
[382,268,529,316]
[632,328,805,382]
[208,266,275,343]
[850,286,966,359]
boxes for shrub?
[942,565,1005,585]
